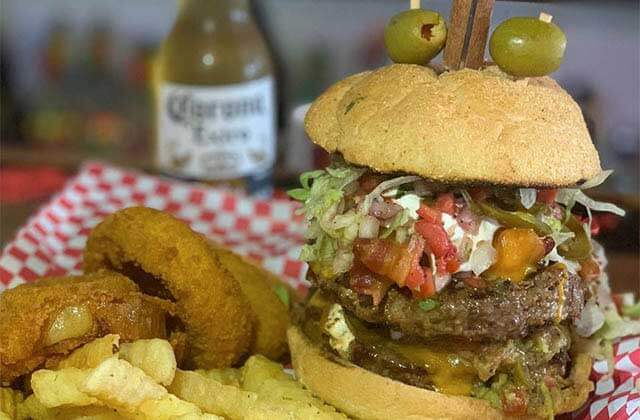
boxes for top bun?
[304,64,601,187]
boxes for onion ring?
[84,207,254,369]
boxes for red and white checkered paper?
[0,162,637,419]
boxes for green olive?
[384,9,447,65]
[489,17,567,77]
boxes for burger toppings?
[302,290,576,417]
[291,157,631,418]
[290,158,625,303]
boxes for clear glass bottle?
[155,0,276,195]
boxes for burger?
[286,63,631,419]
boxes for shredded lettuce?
[598,305,640,340]
[556,170,626,217]
[519,188,537,209]
[380,209,410,239]
[622,303,640,318]
[288,159,365,279]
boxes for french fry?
[241,354,291,391]
[119,338,176,385]
[169,366,346,420]
[31,368,97,407]
[15,395,52,420]
[0,387,23,419]
[195,367,241,387]
[137,394,222,420]
[241,356,346,419]
[169,369,257,419]
[16,395,123,420]
[80,357,166,412]
[57,334,120,369]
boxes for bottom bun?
[288,325,507,420]
[288,326,594,420]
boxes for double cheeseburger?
[287,63,628,419]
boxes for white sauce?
[393,194,422,219]
[323,304,355,358]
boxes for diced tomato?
[577,215,601,236]
[502,388,528,417]
[434,192,456,215]
[578,257,600,282]
[536,189,558,205]
[349,262,393,305]
[415,220,451,258]
[590,216,601,236]
[417,204,441,223]
[353,236,425,289]
[415,270,435,297]
[445,258,460,273]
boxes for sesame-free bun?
[304,64,601,187]
[287,326,593,420]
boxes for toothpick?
[410,0,421,10]
[539,12,553,23]
[443,0,495,70]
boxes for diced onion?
[358,215,380,239]
[467,240,496,276]
[435,274,451,292]
[369,200,402,219]
[457,207,479,234]
[361,176,421,214]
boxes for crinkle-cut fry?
[15,395,51,420]
[137,394,223,420]
[119,338,176,386]
[169,367,346,420]
[57,334,121,370]
[31,368,97,407]
[17,395,124,420]
[80,357,166,412]
[175,414,223,420]
[0,387,23,418]
[194,367,241,387]
[168,369,258,419]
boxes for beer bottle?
[155,0,276,195]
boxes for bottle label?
[157,77,276,180]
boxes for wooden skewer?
[443,0,496,70]
[410,0,421,10]
[443,0,473,70]
[464,0,495,69]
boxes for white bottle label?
[157,77,275,180]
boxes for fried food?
[209,243,290,360]
[84,207,254,369]
[0,270,173,384]
[0,387,23,419]
[119,338,177,385]
[168,355,346,419]
[16,336,343,420]
[26,337,221,420]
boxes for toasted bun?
[304,64,601,187]
[287,326,593,420]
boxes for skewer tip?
[539,12,553,23]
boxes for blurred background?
[0,0,638,290]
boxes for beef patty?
[314,265,586,342]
